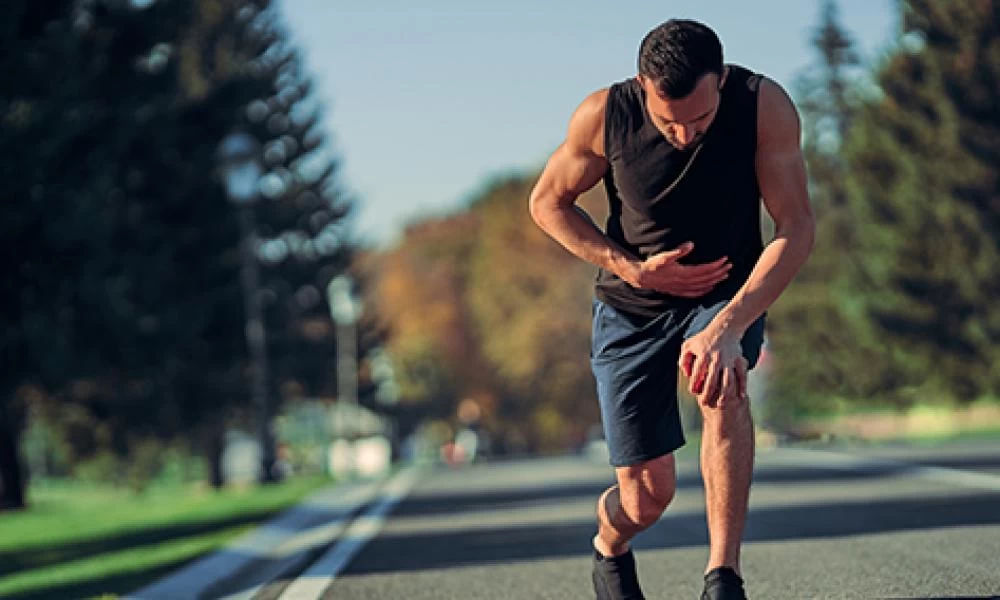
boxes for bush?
[73,451,123,486]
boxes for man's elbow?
[528,185,552,230]
[794,213,816,258]
[776,213,816,258]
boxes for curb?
[126,474,393,600]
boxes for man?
[528,19,814,600]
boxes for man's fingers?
[669,276,729,293]
[679,349,695,379]
[679,258,731,277]
[679,267,732,286]
[679,268,731,285]
[718,367,736,406]
[688,354,707,395]
[658,242,695,263]
[700,358,722,403]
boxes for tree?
[365,212,485,420]
[1,0,355,504]
[243,9,355,406]
[365,174,609,454]
[766,0,882,420]
[840,0,1000,405]
[465,176,602,451]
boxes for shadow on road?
[391,480,614,518]
[388,461,981,520]
[346,476,1000,576]
[900,456,1000,472]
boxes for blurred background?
[2,0,998,598]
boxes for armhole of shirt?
[747,72,764,154]
[603,83,618,162]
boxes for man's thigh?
[591,299,686,467]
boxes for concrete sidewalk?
[126,470,410,600]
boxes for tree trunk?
[0,419,26,510]
[205,424,225,490]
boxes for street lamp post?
[217,132,278,484]
[327,275,361,440]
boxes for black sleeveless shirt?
[595,64,765,317]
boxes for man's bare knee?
[623,487,674,528]
[616,455,677,529]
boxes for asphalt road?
[258,442,1000,600]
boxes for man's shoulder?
[752,77,802,157]
[580,87,612,113]
[567,88,612,157]
[755,77,799,132]
[577,80,636,118]
[572,88,611,134]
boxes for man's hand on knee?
[679,329,749,408]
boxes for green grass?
[871,426,1000,447]
[0,476,330,600]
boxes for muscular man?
[528,19,814,600]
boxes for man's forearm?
[710,221,815,336]
[530,199,640,284]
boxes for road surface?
[218,441,1000,599]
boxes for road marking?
[129,480,383,600]
[776,447,1000,492]
[277,466,421,600]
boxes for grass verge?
[0,475,329,600]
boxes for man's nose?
[672,124,694,145]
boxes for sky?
[278,1,899,248]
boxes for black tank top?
[595,64,765,317]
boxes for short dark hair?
[638,20,724,99]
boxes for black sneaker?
[700,566,747,600]
[592,548,646,600]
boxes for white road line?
[129,481,382,600]
[776,447,1000,492]
[277,466,421,600]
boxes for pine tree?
[842,0,1000,404]
[1,0,356,502]
[241,7,355,405]
[766,0,878,421]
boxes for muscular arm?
[709,78,816,336]
[528,90,643,284]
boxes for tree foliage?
[769,0,1000,420]
[365,177,607,453]
[766,0,877,418]
[2,0,354,507]
[840,0,1000,404]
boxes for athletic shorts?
[590,298,766,467]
